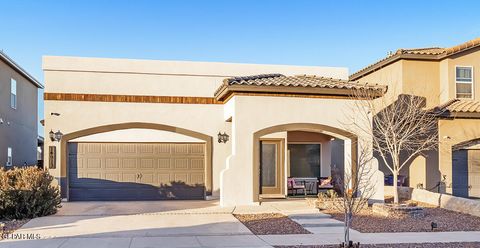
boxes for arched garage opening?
[60,122,213,201]
[451,138,480,199]
[252,123,357,202]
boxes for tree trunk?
[393,172,399,204]
[344,210,352,246]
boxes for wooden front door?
[260,139,284,196]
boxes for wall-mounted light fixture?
[49,130,63,142]
[217,132,229,143]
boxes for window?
[7,147,12,167]
[288,144,321,178]
[456,66,473,99]
[10,79,17,109]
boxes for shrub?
[0,167,61,220]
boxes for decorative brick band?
[44,93,223,104]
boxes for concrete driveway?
[0,200,272,248]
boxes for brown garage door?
[68,142,205,201]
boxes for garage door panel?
[106,158,120,169]
[174,159,188,169]
[157,144,171,154]
[122,158,137,169]
[191,173,204,185]
[86,158,102,169]
[121,144,136,153]
[140,159,155,169]
[190,144,205,154]
[69,142,205,201]
[191,159,204,169]
[158,159,171,169]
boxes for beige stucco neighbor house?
[351,37,480,199]
[0,51,43,168]
[43,56,386,206]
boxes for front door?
[260,139,284,196]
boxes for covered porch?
[257,127,354,200]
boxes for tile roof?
[350,37,480,80]
[225,74,384,90]
[215,74,387,101]
[396,47,446,55]
[434,99,480,118]
[437,99,480,113]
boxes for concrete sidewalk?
[3,231,480,248]
[2,200,480,247]
[261,231,480,246]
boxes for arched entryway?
[451,138,480,198]
[252,123,357,202]
[60,122,213,201]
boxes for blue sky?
[1,0,480,136]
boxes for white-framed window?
[7,147,12,167]
[10,78,17,109]
[455,66,474,99]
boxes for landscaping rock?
[372,203,425,218]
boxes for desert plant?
[318,189,338,199]
[0,167,61,220]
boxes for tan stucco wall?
[439,118,480,194]
[221,95,384,206]
[442,47,480,101]
[402,60,441,108]
[356,60,404,103]
[44,56,356,206]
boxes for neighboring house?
[0,51,43,168]
[351,38,480,198]
[43,56,386,206]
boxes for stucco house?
[351,37,480,199]
[0,51,43,168]
[43,56,386,206]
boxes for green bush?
[0,167,61,220]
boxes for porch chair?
[287,177,306,196]
[318,177,334,192]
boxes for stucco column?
[439,142,453,194]
[220,119,255,206]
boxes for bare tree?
[331,140,376,247]
[350,89,441,204]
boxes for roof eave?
[0,51,44,89]
[439,111,480,119]
[214,85,385,102]
[350,53,440,81]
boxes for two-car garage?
[67,142,207,201]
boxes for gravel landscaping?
[0,219,29,240]
[323,201,480,233]
[275,243,480,248]
[234,213,311,235]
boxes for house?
[350,38,480,198]
[43,56,386,206]
[0,51,43,168]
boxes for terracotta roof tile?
[350,37,480,80]
[215,74,387,101]
[435,99,480,117]
[396,47,446,55]
[225,74,384,90]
